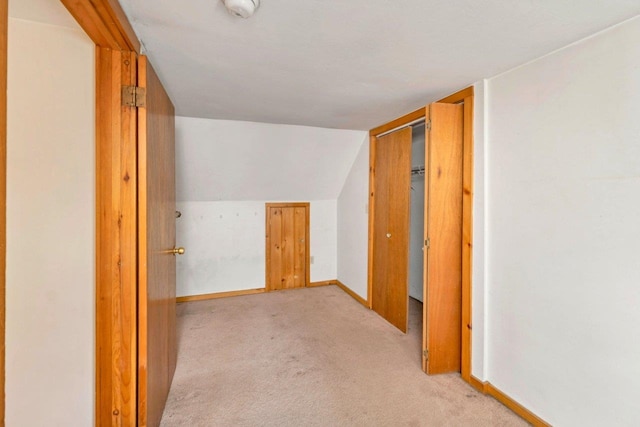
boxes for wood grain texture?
[437,86,474,104]
[371,127,412,333]
[308,280,336,288]
[176,288,266,303]
[293,207,306,288]
[369,107,425,137]
[469,375,486,393]
[137,55,177,427]
[424,103,464,374]
[0,0,6,422]
[366,135,376,309]
[266,203,310,291]
[460,95,474,382]
[438,87,475,382]
[266,207,282,291]
[60,0,140,52]
[485,383,551,427]
[95,48,138,426]
[467,377,550,426]
[336,280,369,308]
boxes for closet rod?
[375,117,425,138]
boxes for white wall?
[472,79,487,380]
[6,17,95,426]
[408,125,425,302]
[336,136,369,299]
[176,117,365,296]
[485,16,640,426]
[176,117,365,202]
[176,200,337,296]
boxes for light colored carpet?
[160,285,528,426]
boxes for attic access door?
[371,127,412,333]
[266,203,310,291]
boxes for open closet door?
[423,103,463,374]
[372,127,412,333]
[137,55,177,427]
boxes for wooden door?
[423,103,464,374]
[266,203,310,291]
[137,56,177,427]
[371,127,412,333]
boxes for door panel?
[423,103,463,374]
[293,207,306,288]
[372,127,412,333]
[137,56,177,427]
[266,203,309,291]
[281,207,295,289]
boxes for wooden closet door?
[266,203,310,291]
[371,127,412,333]
[423,103,464,374]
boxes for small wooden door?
[422,102,463,374]
[266,203,310,291]
[137,56,177,427]
[371,127,412,333]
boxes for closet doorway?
[368,87,473,378]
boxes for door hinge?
[425,238,430,249]
[425,120,431,131]
[122,85,146,108]
[423,349,428,360]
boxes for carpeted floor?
[160,285,528,426]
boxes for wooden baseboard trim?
[176,288,265,303]
[335,280,369,308]
[469,375,486,393]
[308,280,337,288]
[467,376,550,427]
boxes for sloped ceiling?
[176,117,366,201]
[119,0,639,130]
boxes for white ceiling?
[24,0,640,130]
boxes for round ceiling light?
[223,0,261,19]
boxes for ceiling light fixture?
[223,0,261,19]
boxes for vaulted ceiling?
[15,1,640,130]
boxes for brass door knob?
[172,247,185,255]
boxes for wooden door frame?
[59,1,142,424]
[1,0,7,422]
[367,86,474,382]
[265,202,311,291]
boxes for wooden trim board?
[369,107,425,137]
[0,0,7,421]
[94,48,139,426]
[485,383,550,427]
[60,0,140,52]
[177,288,265,303]
[438,86,474,104]
[468,376,550,427]
[366,134,375,309]
[336,280,369,308]
[308,280,336,288]
[60,1,143,423]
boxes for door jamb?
[367,87,474,382]
[0,0,7,422]
[59,1,141,424]
[265,202,311,291]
